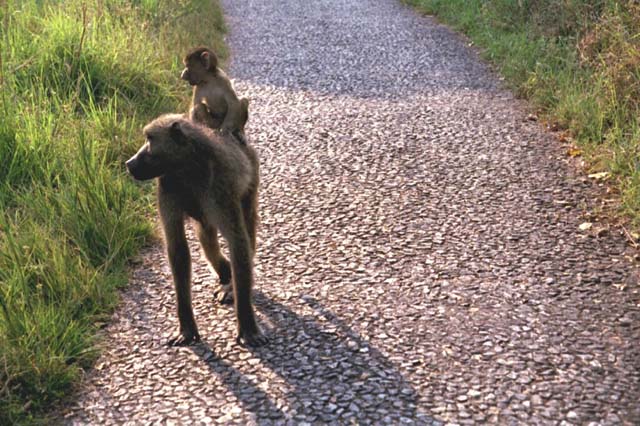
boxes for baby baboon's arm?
[191,101,224,130]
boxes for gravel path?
[62,0,640,424]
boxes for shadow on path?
[192,293,436,423]
[189,342,287,421]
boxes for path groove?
[63,0,640,424]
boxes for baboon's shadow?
[193,293,434,423]
[189,342,286,420]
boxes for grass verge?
[0,0,226,423]
[405,0,640,228]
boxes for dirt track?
[63,0,640,424]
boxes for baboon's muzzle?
[180,68,197,86]
[126,153,157,181]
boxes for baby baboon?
[181,46,249,145]
[125,114,266,347]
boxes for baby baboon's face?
[126,117,190,181]
[180,47,217,86]
[180,57,207,86]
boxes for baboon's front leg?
[194,221,233,305]
[220,206,268,347]
[161,207,200,346]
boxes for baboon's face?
[181,49,215,86]
[126,119,190,181]
[180,57,206,86]
[125,140,164,181]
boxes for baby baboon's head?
[180,46,218,86]
[126,114,193,181]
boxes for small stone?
[578,222,592,231]
[606,413,621,423]
[619,316,633,326]
[566,411,579,421]
[517,374,533,385]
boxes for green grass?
[405,0,640,226]
[0,0,226,423]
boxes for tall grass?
[405,0,640,226]
[0,0,226,422]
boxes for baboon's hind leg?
[195,221,233,305]
[219,204,268,347]
[242,188,258,255]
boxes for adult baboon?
[125,114,266,347]
[181,46,249,145]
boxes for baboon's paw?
[167,331,201,347]
[237,330,269,347]
[214,284,234,305]
[217,261,232,285]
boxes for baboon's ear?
[201,51,211,70]
[170,121,187,145]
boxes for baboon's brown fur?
[125,114,266,347]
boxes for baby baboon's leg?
[160,203,200,346]
[219,204,268,347]
[220,100,244,136]
[194,221,233,305]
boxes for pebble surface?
[62,0,640,424]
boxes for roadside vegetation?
[0,0,225,422]
[405,0,640,228]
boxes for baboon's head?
[125,114,193,181]
[180,46,218,86]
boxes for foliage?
[0,0,225,422]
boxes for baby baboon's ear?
[201,50,217,71]
[170,121,187,145]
